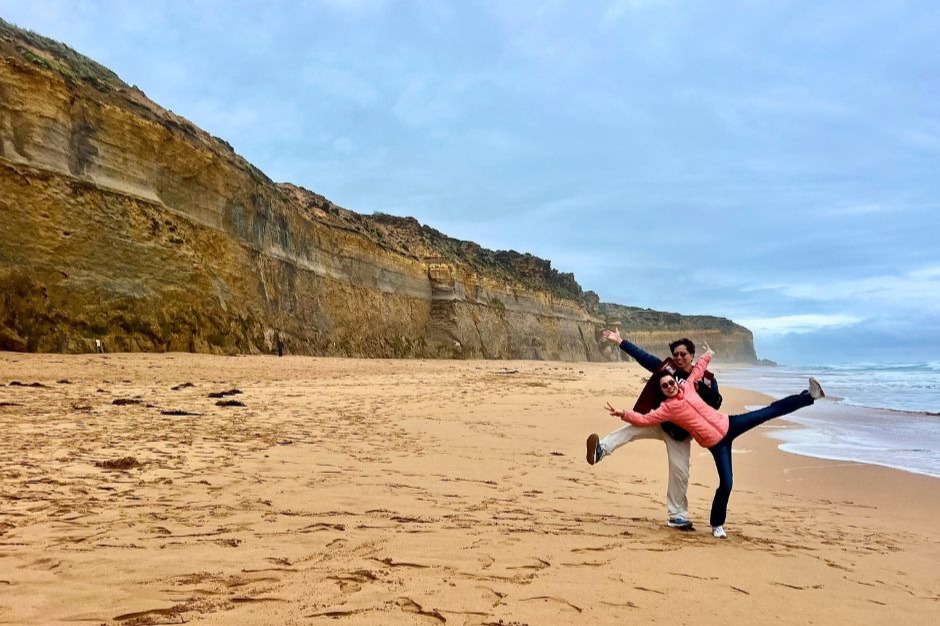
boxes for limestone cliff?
[0,20,757,362]
[598,303,758,363]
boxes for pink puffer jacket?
[620,353,729,448]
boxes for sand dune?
[0,353,937,625]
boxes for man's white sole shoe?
[586,433,600,465]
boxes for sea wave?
[776,442,940,479]
[722,365,940,478]
[728,363,940,415]
[794,361,940,373]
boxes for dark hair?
[656,371,678,400]
[669,338,695,356]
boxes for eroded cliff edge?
[598,303,757,363]
[0,20,758,362]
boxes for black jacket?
[619,339,723,441]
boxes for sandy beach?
[0,352,937,625]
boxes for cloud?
[301,66,381,108]
[743,86,858,119]
[765,266,940,311]
[603,0,669,23]
[754,314,940,365]
[736,313,862,336]
[822,202,894,217]
[817,200,940,218]
[896,118,940,152]
[5,0,940,369]
[316,0,389,14]
[391,76,459,128]
[332,136,357,154]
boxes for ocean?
[719,362,940,478]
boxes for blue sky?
[3,1,939,365]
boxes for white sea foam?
[719,363,940,478]
[723,362,940,414]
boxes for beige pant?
[600,423,691,520]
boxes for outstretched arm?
[606,401,670,427]
[601,328,662,373]
[688,343,715,385]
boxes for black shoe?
[586,433,602,465]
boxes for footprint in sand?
[519,595,583,613]
[397,598,447,623]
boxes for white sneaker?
[808,377,826,400]
[712,526,727,539]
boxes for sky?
[2,0,939,365]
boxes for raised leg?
[599,422,666,455]
[725,391,814,442]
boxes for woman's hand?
[601,329,622,344]
[702,341,716,357]
[605,402,624,419]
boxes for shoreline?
[1,352,938,625]
[720,361,940,414]
[716,363,940,479]
[702,384,940,528]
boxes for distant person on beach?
[605,342,825,539]
[586,329,722,531]
[276,339,285,357]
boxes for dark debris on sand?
[215,400,246,407]
[95,456,141,470]
[112,398,143,406]
[208,388,243,398]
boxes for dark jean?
[708,391,815,527]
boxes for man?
[586,328,723,530]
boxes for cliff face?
[0,21,757,362]
[598,303,758,363]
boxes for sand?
[0,352,937,625]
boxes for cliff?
[598,303,758,363]
[0,20,758,362]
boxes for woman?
[606,343,825,539]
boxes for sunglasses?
[672,351,690,358]
[660,379,677,390]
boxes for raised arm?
[601,328,662,373]
[688,344,715,385]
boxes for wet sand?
[0,352,937,625]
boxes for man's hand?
[601,329,622,344]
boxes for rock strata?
[0,20,757,362]
[598,303,758,363]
